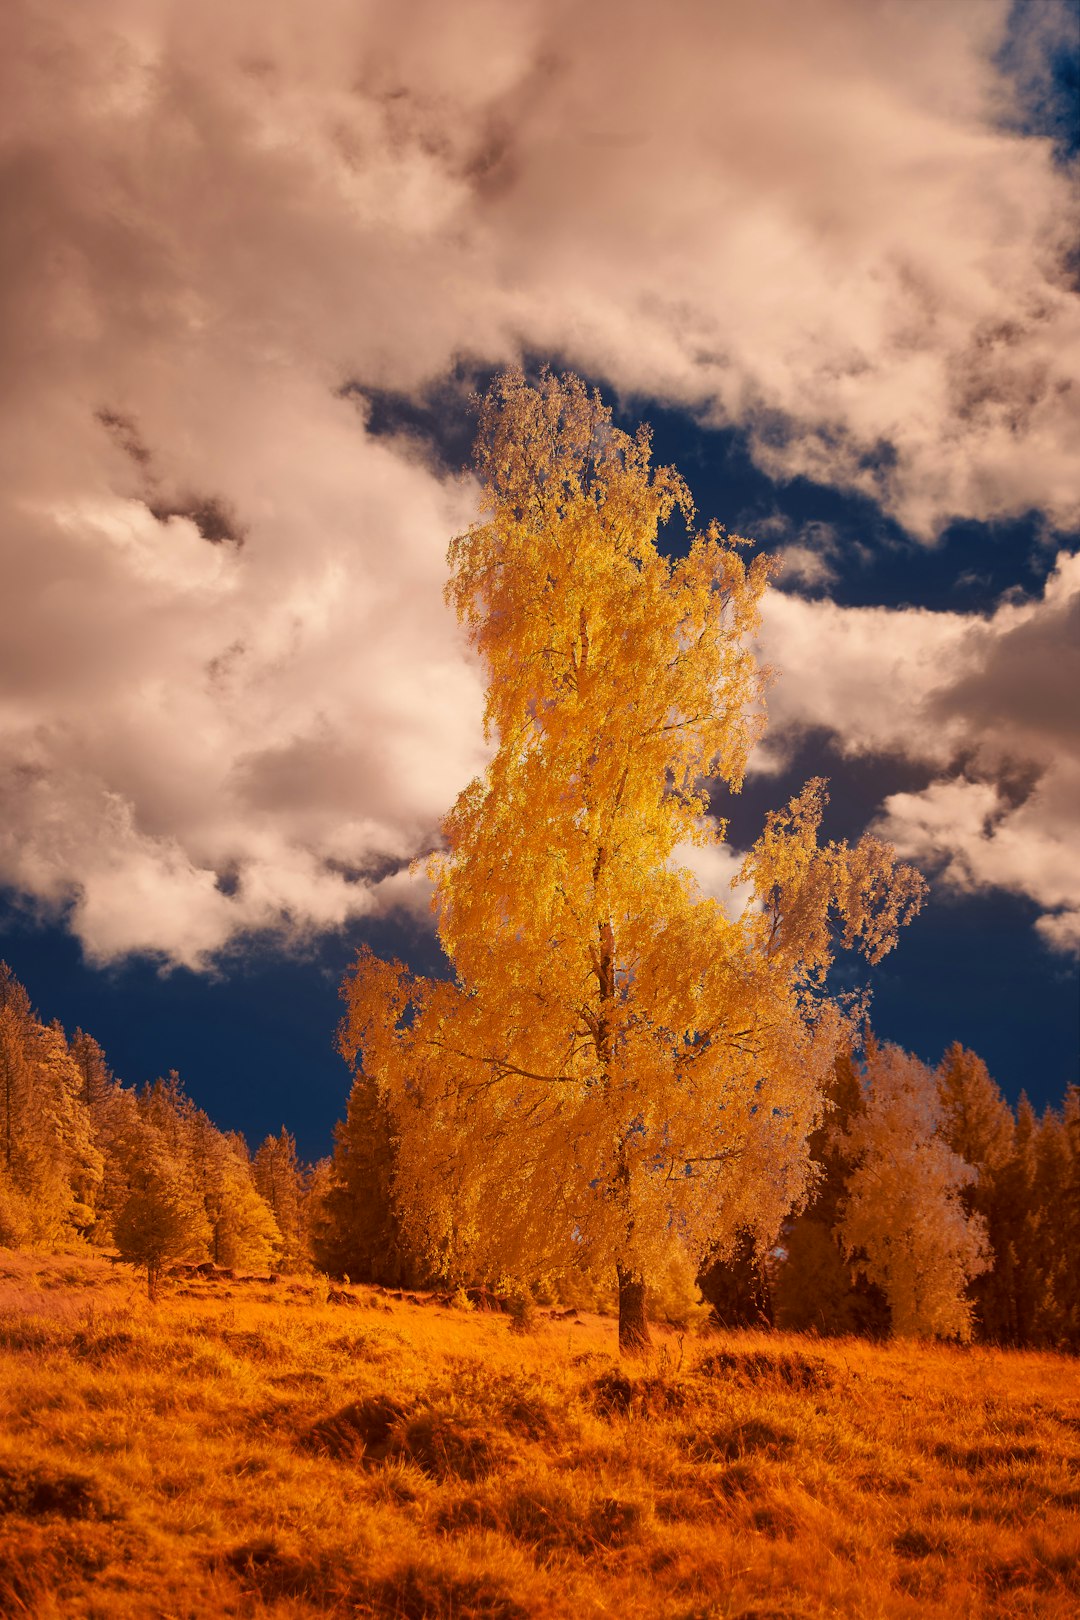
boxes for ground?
[0,1247,1077,1618]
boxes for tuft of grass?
[0,1247,1078,1617]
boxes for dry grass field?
[0,1247,1077,1619]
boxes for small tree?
[773,1050,889,1337]
[253,1129,307,1272]
[0,967,102,1242]
[206,1143,281,1273]
[114,1132,210,1300]
[840,1043,990,1339]
[935,1043,1017,1342]
[341,371,924,1352]
[313,1070,418,1285]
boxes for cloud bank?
[760,553,1080,950]
[0,0,1077,964]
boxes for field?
[0,1249,1077,1619]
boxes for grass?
[0,1248,1077,1617]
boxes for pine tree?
[697,1229,774,1329]
[314,1070,418,1285]
[1030,1105,1075,1347]
[0,966,40,1242]
[113,1122,211,1300]
[0,967,102,1242]
[1002,1093,1043,1345]
[773,1049,889,1337]
[1059,1086,1080,1348]
[208,1144,281,1273]
[253,1129,307,1272]
[935,1043,1017,1342]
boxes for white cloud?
[876,769,1080,954]
[671,832,753,919]
[759,553,1080,950]
[0,380,489,967]
[0,0,1077,965]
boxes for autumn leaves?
[341,372,924,1351]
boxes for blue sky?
[1,0,1077,1159]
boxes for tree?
[1059,1086,1080,1348]
[697,1228,775,1330]
[935,1043,1017,1342]
[253,1129,308,1272]
[198,1128,281,1273]
[840,1042,990,1339]
[340,370,925,1352]
[999,1092,1043,1345]
[773,1049,889,1337]
[313,1071,419,1285]
[1029,1101,1079,1348]
[113,1124,210,1300]
[0,966,102,1243]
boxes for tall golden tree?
[341,371,925,1351]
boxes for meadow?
[0,1248,1077,1619]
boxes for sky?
[0,0,1077,1161]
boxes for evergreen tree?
[697,1228,774,1329]
[1002,1093,1043,1345]
[772,1049,889,1337]
[0,964,37,1240]
[113,1122,211,1299]
[314,1069,418,1285]
[1030,1104,1077,1347]
[70,1028,113,1115]
[211,1151,282,1272]
[0,966,102,1242]
[1059,1086,1080,1348]
[253,1129,307,1272]
[935,1043,1017,1342]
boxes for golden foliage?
[340,371,925,1312]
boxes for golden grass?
[1,1247,1077,1618]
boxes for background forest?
[2,958,1076,1350]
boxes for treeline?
[0,963,316,1293]
[328,1027,1080,1350]
[704,1040,1080,1349]
[2,959,1077,1346]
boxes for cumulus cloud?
[759,553,1080,949]
[0,389,489,965]
[672,833,754,918]
[0,0,1077,965]
[875,772,1080,954]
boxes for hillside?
[0,1248,1077,1618]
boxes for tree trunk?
[617,1262,651,1355]
[146,1262,160,1303]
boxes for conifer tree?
[196,1125,281,1272]
[1030,1103,1077,1347]
[34,1020,103,1235]
[253,1129,307,1272]
[340,370,924,1352]
[773,1049,889,1336]
[697,1229,775,1330]
[314,1069,418,1285]
[995,1092,1043,1345]
[0,967,38,1242]
[0,966,101,1242]
[113,1121,211,1299]
[1059,1086,1080,1348]
[935,1043,1017,1342]
[71,1029,113,1115]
